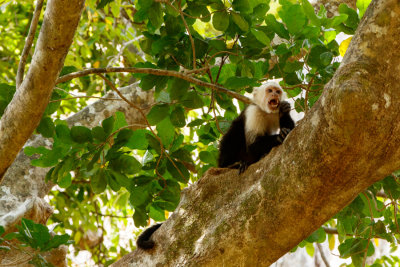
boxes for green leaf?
[283,61,304,73]
[212,11,230,31]
[338,3,359,29]
[106,170,121,192]
[157,117,175,146]
[55,124,72,143]
[91,169,107,194]
[250,28,270,45]
[231,12,249,32]
[149,2,163,29]
[308,45,329,68]
[328,14,348,27]
[199,151,217,165]
[302,0,320,26]
[0,84,16,117]
[110,155,142,175]
[92,126,107,142]
[253,3,270,19]
[305,227,326,243]
[71,126,92,143]
[181,92,204,109]
[133,209,147,227]
[126,129,149,150]
[279,4,307,35]
[149,205,166,221]
[338,238,368,258]
[130,186,150,207]
[109,170,132,188]
[24,146,49,157]
[166,160,190,183]
[147,104,170,125]
[146,133,162,154]
[320,52,333,66]
[232,0,252,14]
[170,134,184,152]
[140,75,158,91]
[43,234,71,251]
[37,117,55,138]
[170,78,190,100]
[113,111,128,132]
[97,0,114,9]
[102,116,115,135]
[265,14,290,39]
[356,0,372,18]
[323,30,337,43]
[170,106,186,128]
[58,173,72,188]
[224,76,258,90]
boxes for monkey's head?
[252,81,283,114]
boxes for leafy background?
[3,0,400,266]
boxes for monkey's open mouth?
[268,99,280,107]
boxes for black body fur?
[136,223,162,250]
[218,101,295,171]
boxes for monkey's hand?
[277,128,291,143]
[279,101,291,115]
[238,160,249,175]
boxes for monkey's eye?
[276,90,281,94]
[267,89,273,93]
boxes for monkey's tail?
[136,223,162,250]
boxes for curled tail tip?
[136,223,163,250]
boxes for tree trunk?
[113,0,400,265]
[0,0,85,180]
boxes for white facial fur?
[252,81,284,114]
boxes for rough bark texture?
[113,0,400,266]
[0,85,154,266]
[0,0,85,180]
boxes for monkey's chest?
[245,112,280,145]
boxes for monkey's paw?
[279,101,291,114]
[277,128,291,143]
[238,161,249,175]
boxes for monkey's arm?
[279,101,295,130]
[218,114,246,168]
[247,134,282,164]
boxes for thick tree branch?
[0,0,85,181]
[113,0,400,265]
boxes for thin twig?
[16,0,44,88]
[56,67,252,104]
[205,50,239,67]
[316,243,330,267]
[49,96,122,103]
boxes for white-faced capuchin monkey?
[218,81,295,173]
[136,82,295,250]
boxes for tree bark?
[113,0,400,266]
[0,0,85,181]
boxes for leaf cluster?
[0,219,72,267]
